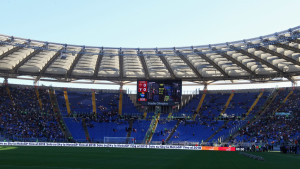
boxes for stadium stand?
[0,85,65,142]
[0,84,298,148]
[233,89,300,145]
[0,26,299,154]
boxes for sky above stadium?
[1,0,300,91]
[1,0,300,48]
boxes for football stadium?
[0,1,299,169]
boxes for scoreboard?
[137,80,182,106]
[137,81,148,102]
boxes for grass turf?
[0,146,299,169]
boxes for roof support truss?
[93,50,104,78]
[138,51,150,79]
[274,41,300,54]
[194,49,229,77]
[13,45,46,73]
[0,46,23,60]
[157,51,176,79]
[212,48,257,77]
[66,48,85,78]
[258,46,300,66]
[119,50,124,80]
[230,46,290,79]
[37,48,63,80]
[175,51,203,79]
[291,38,300,44]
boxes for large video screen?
[137,80,182,106]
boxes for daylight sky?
[1,0,300,91]
[1,0,300,48]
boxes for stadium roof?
[1,26,300,84]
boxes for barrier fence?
[0,142,238,151]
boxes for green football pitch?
[0,146,299,169]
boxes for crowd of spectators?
[234,89,300,147]
[1,84,299,150]
[237,115,299,144]
[0,85,65,142]
[67,92,119,121]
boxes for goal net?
[104,137,135,144]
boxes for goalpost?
[104,137,135,144]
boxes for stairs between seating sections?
[82,118,91,143]
[49,89,73,141]
[165,120,181,143]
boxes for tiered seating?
[87,121,128,143]
[151,120,177,141]
[56,90,119,117]
[130,120,151,143]
[170,121,224,143]
[0,86,65,142]
[210,120,239,142]
[226,93,257,116]
[55,90,69,115]
[277,90,299,113]
[64,117,86,142]
[246,91,270,118]
[95,92,119,114]
[209,91,271,142]
[235,89,300,144]
[1,84,298,146]
[173,95,201,116]
[67,91,93,113]
[201,93,231,117]
[122,94,140,115]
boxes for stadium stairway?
[82,118,91,142]
[130,120,151,143]
[243,91,264,120]
[220,92,234,116]
[144,113,160,144]
[5,85,14,106]
[167,112,172,119]
[35,86,43,109]
[151,120,177,142]
[92,90,97,115]
[205,120,229,142]
[63,89,71,115]
[204,91,234,142]
[193,91,207,120]
[64,118,87,142]
[201,93,230,117]
[49,89,72,141]
[165,120,181,143]
[118,92,123,115]
[126,118,134,138]
[272,90,294,114]
[172,94,200,118]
